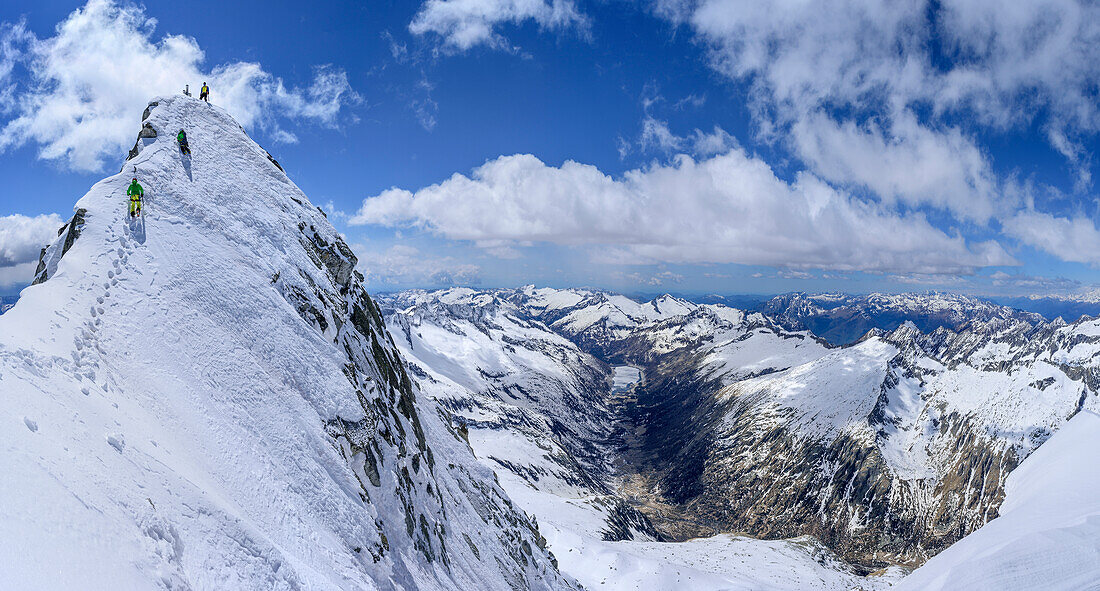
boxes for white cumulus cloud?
[666,0,1100,215]
[351,150,1016,274]
[1002,211,1100,265]
[0,0,360,172]
[0,262,38,290]
[0,213,63,268]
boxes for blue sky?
[1,0,1099,298]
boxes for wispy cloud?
[661,0,1100,220]
[356,244,481,287]
[613,269,684,286]
[1002,211,1100,265]
[0,0,360,172]
[639,117,738,158]
[410,0,588,52]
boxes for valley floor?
[496,364,902,590]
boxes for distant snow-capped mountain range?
[379,286,1100,590]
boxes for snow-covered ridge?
[759,291,1045,345]
[0,96,576,590]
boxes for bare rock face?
[33,209,87,285]
[264,149,284,172]
[126,122,158,161]
[142,100,159,121]
[611,312,1092,570]
[298,222,357,289]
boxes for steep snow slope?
[0,96,576,591]
[896,410,1100,590]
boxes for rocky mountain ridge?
[381,286,1099,577]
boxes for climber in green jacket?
[127,177,144,217]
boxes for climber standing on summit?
[199,82,210,103]
[127,177,144,218]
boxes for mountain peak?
[1,96,576,590]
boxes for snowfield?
[546,528,905,591]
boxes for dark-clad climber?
[199,82,210,102]
[177,129,190,155]
[127,177,144,218]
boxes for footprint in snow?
[107,433,125,453]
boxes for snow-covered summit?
[0,95,575,590]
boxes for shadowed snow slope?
[0,96,577,591]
